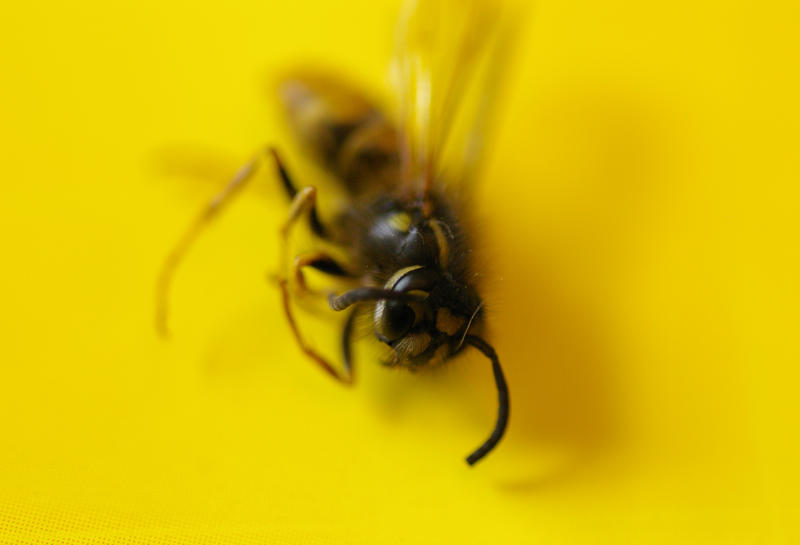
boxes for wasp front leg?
[283,251,359,383]
[278,258,356,384]
[341,308,358,379]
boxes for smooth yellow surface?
[1,1,798,544]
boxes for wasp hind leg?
[157,148,271,337]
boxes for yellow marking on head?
[428,220,449,267]
[387,211,413,233]
[436,307,465,336]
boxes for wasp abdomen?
[279,74,400,195]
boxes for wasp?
[157,0,514,465]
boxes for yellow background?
[1,1,798,543]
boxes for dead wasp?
[157,0,514,465]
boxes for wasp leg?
[157,148,269,337]
[279,277,353,385]
[277,193,354,383]
[292,252,352,296]
[270,147,326,238]
[341,308,358,378]
[287,256,359,382]
[277,184,325,281]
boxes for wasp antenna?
[327,288,427,312]
[464,335,509,466]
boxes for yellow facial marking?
[436,308,465,336]
[387,211,413,233]
[429,220,449,267]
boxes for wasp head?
[372,265,482,367]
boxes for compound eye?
[376,301,416,342]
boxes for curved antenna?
[464,335,509,466]
[328,288,427,312]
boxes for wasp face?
[374,266,434,343]
[374,265,479,366]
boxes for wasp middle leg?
[272,149,357,384]
[270,147,325,238]
[292,252,352,296]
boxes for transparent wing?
[391,0,518,206]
